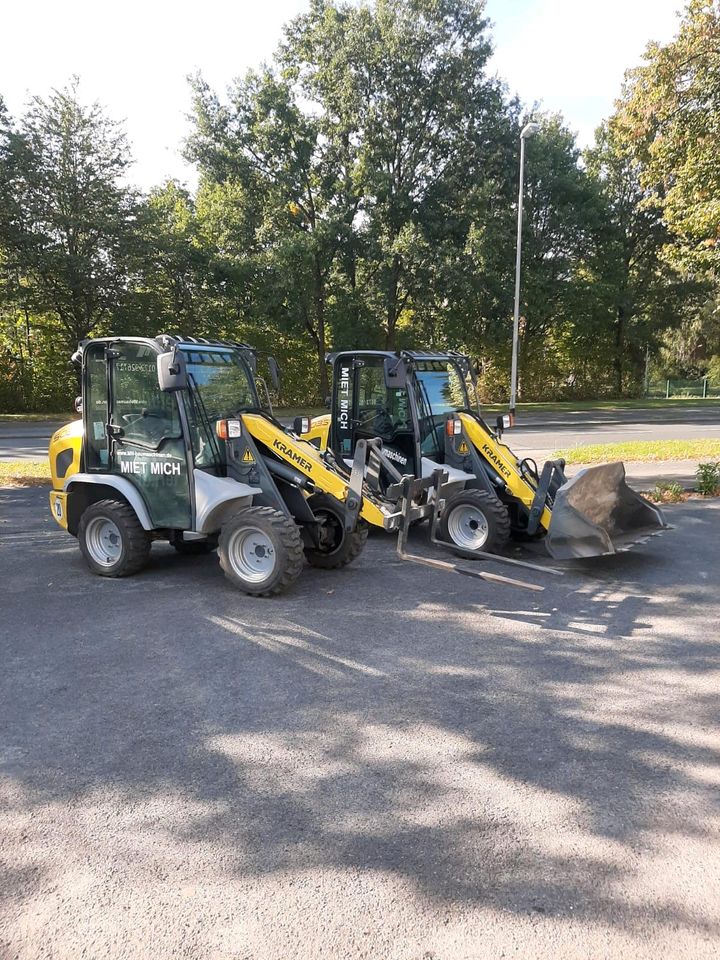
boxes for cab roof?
[73,335,256,364]
[325,348,470,365]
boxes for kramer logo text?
[273,439,313,473]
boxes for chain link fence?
[647,377,720,399]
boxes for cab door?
[351,357,419,475]
[106,341,192,530]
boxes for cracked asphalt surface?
[1,486,719,959]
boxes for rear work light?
[216,419,242,440]
[445,418,462,436]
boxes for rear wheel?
[304,493,368,569]
[218,506,304,596]
[78,499,151,577]
[440,489,511,555]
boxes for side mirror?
[74,395,83,414]
[157,346,188,392]
[293,416,311,435]
[383,357,407,389]
[268,356,280,392]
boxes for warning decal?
[242,448,256,463]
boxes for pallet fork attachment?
[392,472,559,592]
[344,437,559,590]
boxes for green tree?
[0,81,137,353]
[127,180,206,334]
[296,0,503,350]
[622,0,720,275]
[583,118,676,394]
[188,66,357,399]
[512,116,609,399]
[188,0,516,397]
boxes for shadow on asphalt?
[1,487,719,937]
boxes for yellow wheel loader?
[48,336,402,597]
[303,350,666,560]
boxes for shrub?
[649,481,685,503]
[695,461,720,496]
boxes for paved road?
[3,404,720,460]
[506,404,720,455]
[0,422,64,461]
[2,485,719,959]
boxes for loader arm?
[241,413,392,529]
[457,412,554,531]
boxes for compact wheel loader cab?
[48,336,386,597]
[305,349,667,561]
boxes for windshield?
[414,361,470,419]
[181,346,259,417]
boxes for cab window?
[85,342,109,469]
[182,347,258,468]
[112,342,181,447]
[356,360,409,441]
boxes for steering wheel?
[372,406,394,435]
[122,410,165,425]
[122,410,168,441]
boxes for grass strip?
[555,439,720,464]
[0,460,52,487]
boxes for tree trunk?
[345,246,360,340]
[614,304,625,396]
[385,255,401,350]
[314,257,330,401]
[22,302,33,410]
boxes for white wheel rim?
[86,517,123,566]
[227,527,277,583]
[447,504,490,550]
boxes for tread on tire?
[218,505,304,597]
[78,498,151,578]
[439,488,511,556]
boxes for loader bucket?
[544,462,667,560]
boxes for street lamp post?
[509,121,540,422]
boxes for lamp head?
[521,122,541,139]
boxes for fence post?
[666,379,670,399]
[703,377,708,399]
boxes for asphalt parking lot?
[1,486,719,959]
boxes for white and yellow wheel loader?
[48,336,404,597]
[303,350,666,560]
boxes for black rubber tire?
[218,506,304,597]
[439,488,511,556]
[304,493,368,569]
[78,498,151,578]
[172,535,218,555]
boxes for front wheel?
[78,499,151,577]
[304,493,368,569]
[218,506,304,596]
[439,489,511,555]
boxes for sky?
[0,0,684,191]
